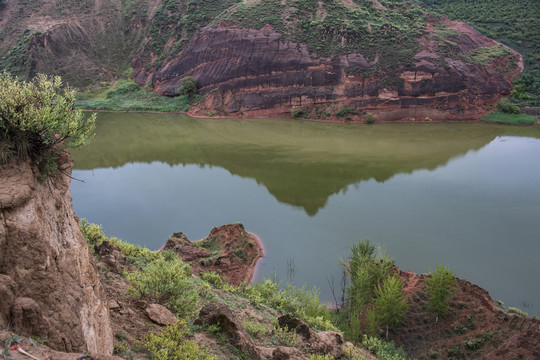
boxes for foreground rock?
[0,155,113,355]
[162,223,263,286]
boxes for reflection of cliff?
[71,113,539,215]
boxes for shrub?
[272,324,297,347]
[336,108,360,117]
[143,321,216,360]
[0,72,95,179]
[496,100,520,114]
[178,76,197,96]
[126,257,198,317]
[426,264,456,321]
[242,320,268,339]
[201,271,224,289]
[291,108,308,118]
[361,335,407,360]
[364,112,375,124]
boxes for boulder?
[145,304,177,325]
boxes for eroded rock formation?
[135,17,522,120]
[0,154,113,355]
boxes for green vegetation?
[336,108,360,118]
[361,335,407,360]
[421,0,540,105]
[126,256,199,317]
[0,72,95,179]
[224,0,427,71]
[364,112,375,124]
[291,108,309,118]
[373,276,408,338]
[425,264,456,322]
[480,112,537,125]
[178,76,197,96]
[336,239,408,341]
[75,78,194,112]
[237,278,337,332]
[142,321,217,360]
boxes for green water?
[71,112,540,315]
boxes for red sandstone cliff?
[134,17,522,121]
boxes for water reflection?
[72,113,539,215]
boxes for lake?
[70,112,540,315]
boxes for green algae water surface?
[70,112,540,315]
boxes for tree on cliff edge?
[0,72,95,179]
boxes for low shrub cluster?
[142,321,216,360]
[236,278,337,332]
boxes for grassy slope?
[420,0,540,106]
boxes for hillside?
[420,0,540,106]
[0,0,526,120]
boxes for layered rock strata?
[134,18,522,120]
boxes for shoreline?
[245,232,265,285]
[81,108,539,125]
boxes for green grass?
[75,79,195,112]
[480,112,537,125]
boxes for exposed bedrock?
[0,154,113,355]
[134,20,522,120]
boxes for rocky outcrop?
[0,154,113,355]
[137,17,522,120]
[162,223,263,286]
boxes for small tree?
[364,112,374,124]
[0,72,95,179]
[425,264,456,322]
[179,76,197,96]
[373,275,408,338]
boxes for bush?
[336,108,360,117]
[201,271,224,289]
[426,264,456,321]
[291,108,308,118]
[126,256,199,317]
[0,72,95,179]
[142,321,216,360]
[178,76,197,96]
[364,112,375,124]
[361,335,407,360]
[496,101,520,114]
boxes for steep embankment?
[394,269,540,359]
[0,153,113,355]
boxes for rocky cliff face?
[0,154,113,355]
[135,17,522,120]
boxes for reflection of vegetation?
[71,113,540,216]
